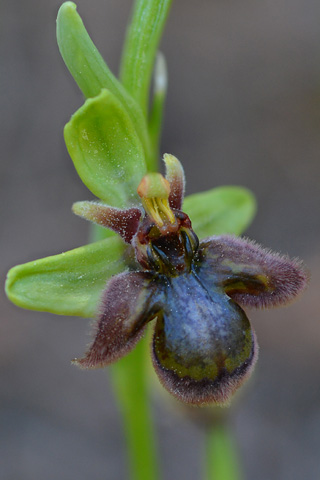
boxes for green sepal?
[64,89,147,207]
[57,2,152,165]
[5,237,127,318]
[183,186,256,238]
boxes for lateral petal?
[197,235,308,308]
[74,271,160,368]
[72,201,141,243]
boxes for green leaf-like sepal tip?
[64,89,147,207]
[183,186,257,239]
[5,237,127,318]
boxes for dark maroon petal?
[164,154,185,210]
[197,235,308,308]
[74,271,160,369]
[72,201,141,243]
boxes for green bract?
[57,1,120,99]
[64,89,146,207]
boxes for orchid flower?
[69,154,306,406]
[5,2,307,409]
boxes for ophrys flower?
[72,154,307,406]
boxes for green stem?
[111,337,159,480]
[205,423,243,480]
[120,0,172,116]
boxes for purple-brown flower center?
[134,173,199,276]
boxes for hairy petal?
[73,201,141,243]
[197,235,308,308]
[164,154,185,210]
[74,271,160,368]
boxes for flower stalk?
[205,423,243,480]
[111,339,159,480]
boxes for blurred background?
[1,0,320,478]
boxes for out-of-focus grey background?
[1,0,320,478]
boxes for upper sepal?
[74,271,161,368]
[197,235,308,308]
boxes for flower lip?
[152,327,258,406]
